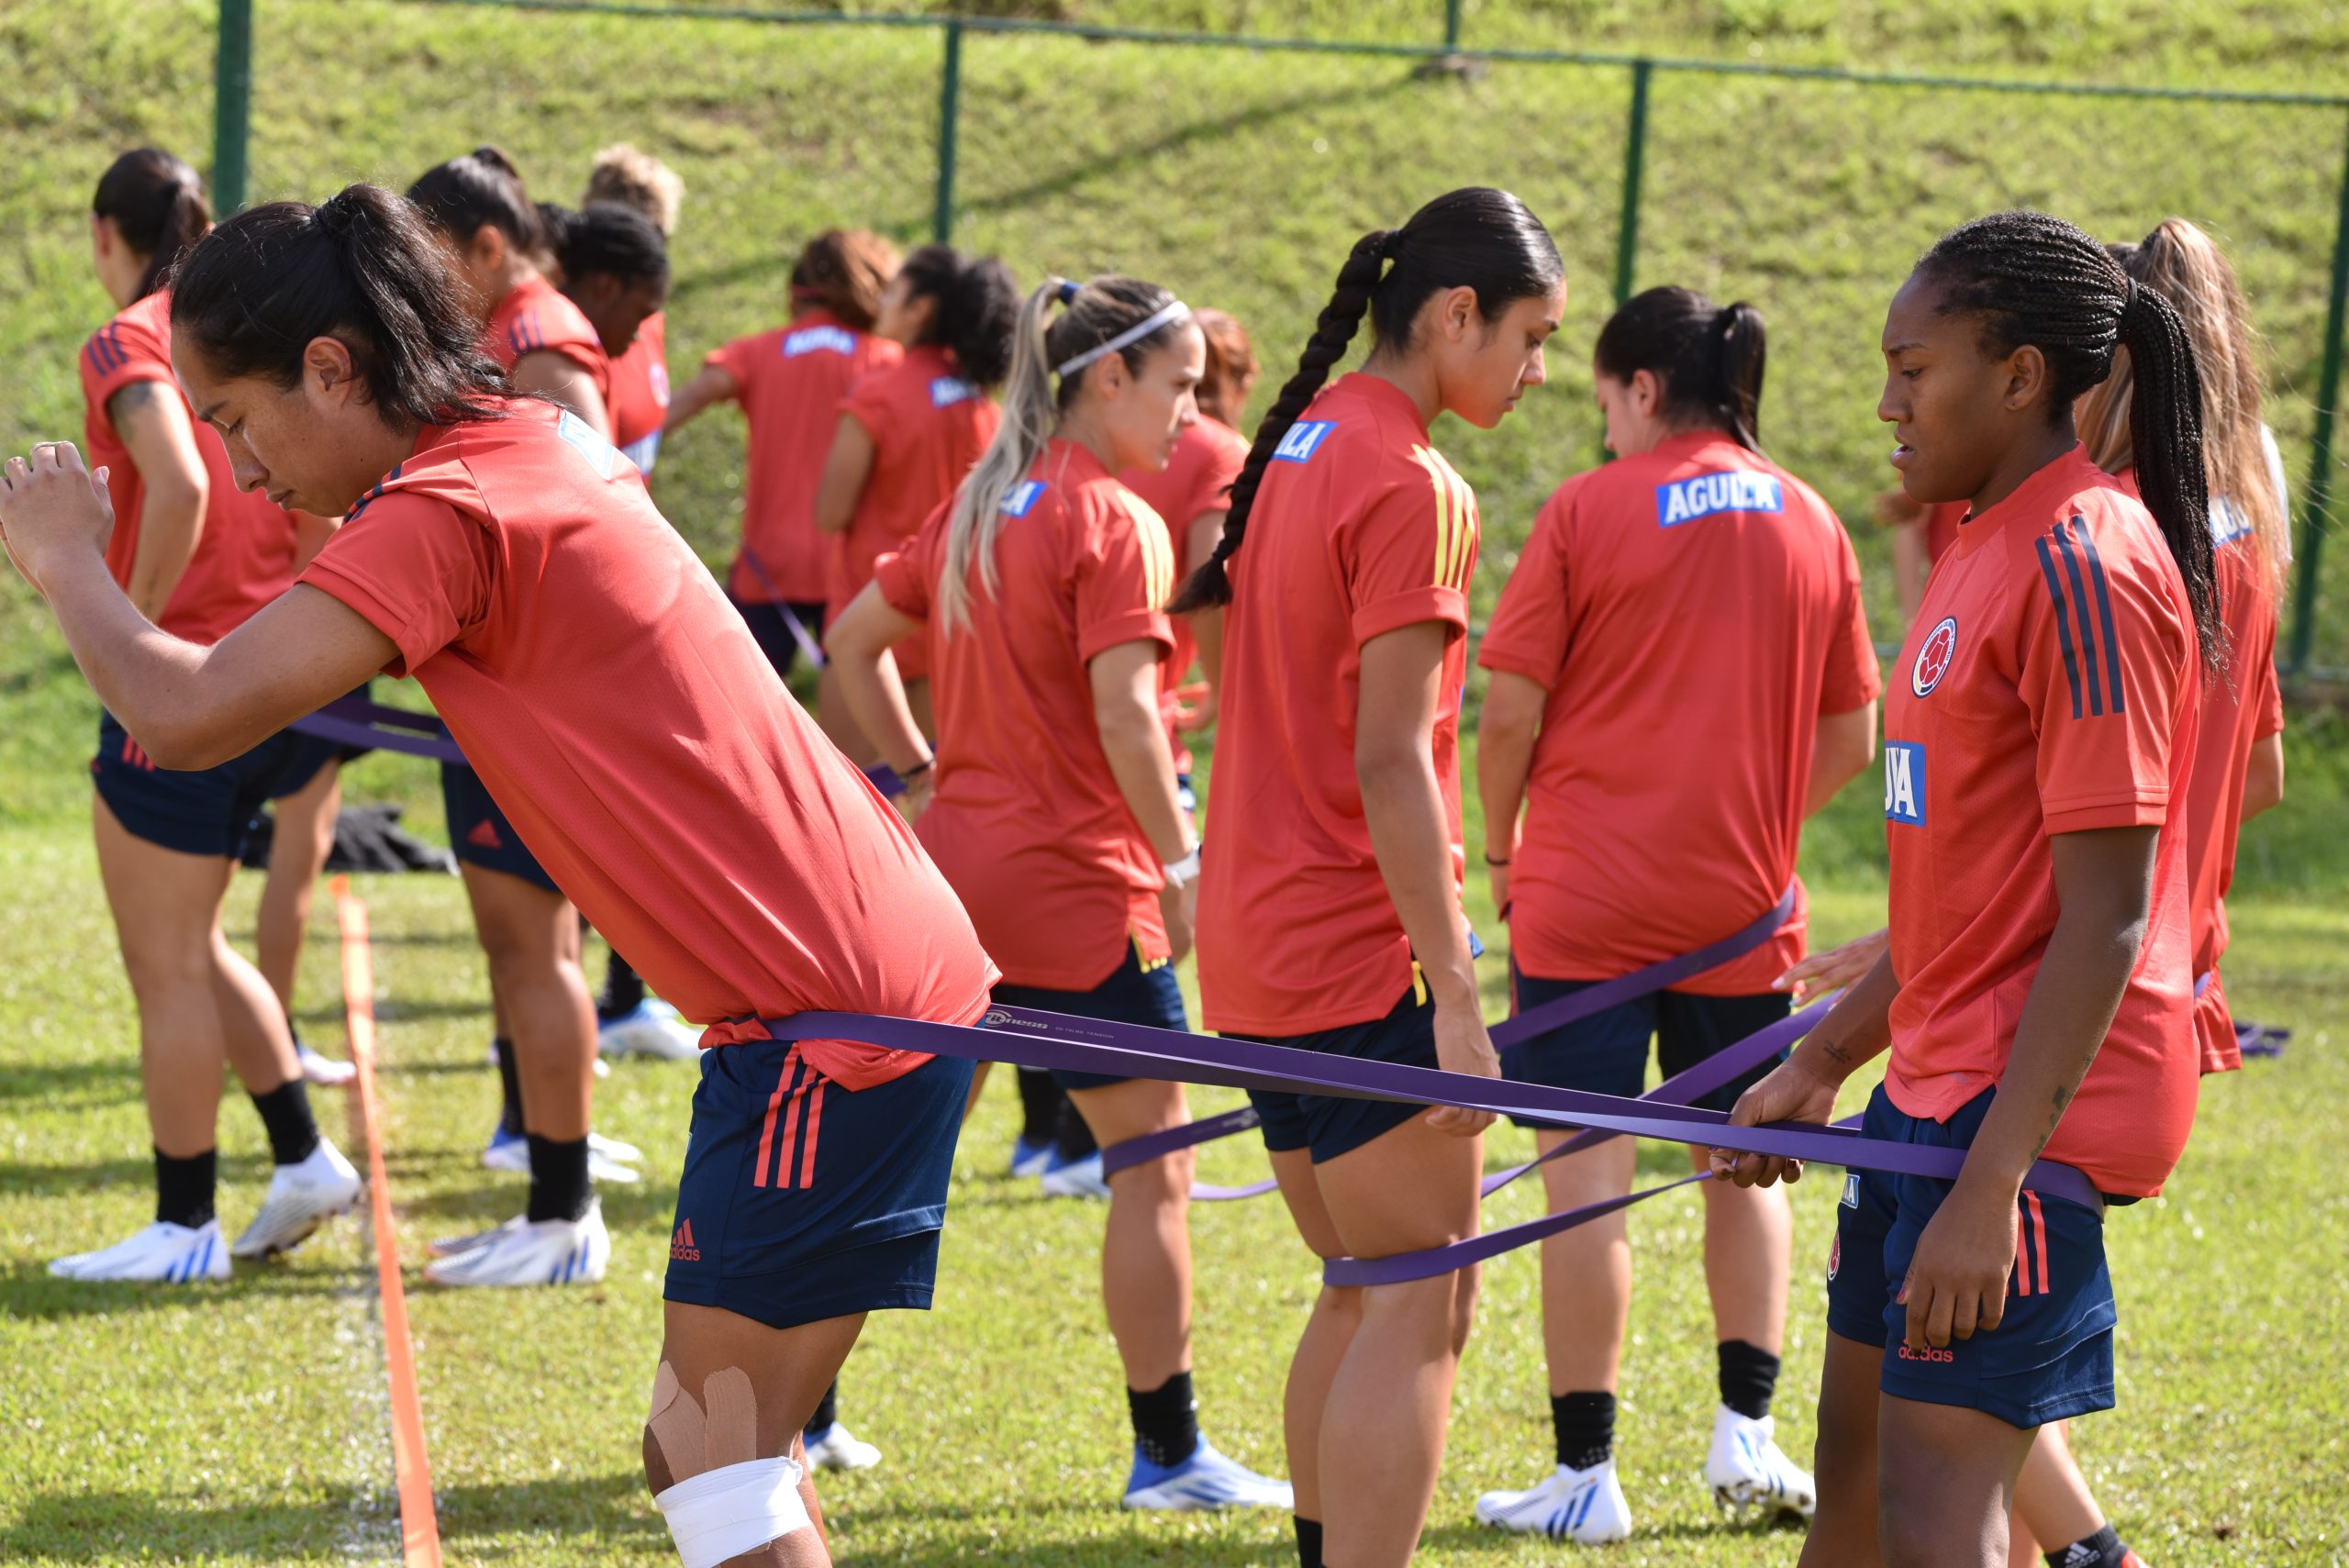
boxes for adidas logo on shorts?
[669,1219,701,1262]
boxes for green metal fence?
[211,1,2349,675]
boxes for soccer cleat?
[597,999,703,1061]
[480,1125,643,1184]
[1475,1458,1634,1542]
[231,1138,363,1258]
[1703,1406,1816,1522]
[1121,1440,1293,1510]
[1008,1134,1053,1179]
[424,1200,608,1287]
[803,1422,884,1473]
[428,1215,522,1259]
[1040,1149,1110,1199]
[50,1219,231,1283]
[296,1040,357,1087]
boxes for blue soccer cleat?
[1121,1439,1293,1511]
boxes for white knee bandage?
[655,1455,809,1568]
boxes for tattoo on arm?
[106,379,161,426]
[1820,1036,1854,1068]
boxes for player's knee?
[1809,1396,1872,1495]
[1446,1262,1481,1356]
[1114,1148,1192,1207]
[1874,1455,1962,1566]
[642,1422,676,1496]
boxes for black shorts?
[440,762,559,895]
[1232,981,1440,1164]
[735,597,829,681]
[93,710,340,860]
[991,939,1188,1092]
[1502,965,1789,1129]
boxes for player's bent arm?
[1089,639,1194,866]
[662,363,740,436]
[1181,508,1227,710]
[823,582,930,774]
[111,381,210,621]
[1804,700,1878,817]
[511,350,609,436]
[811,417,876,537]
[2243,731,2284,821]
[291,509,340,573]
[1475,668,1545,865]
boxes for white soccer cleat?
[1040,1149,1110,1199]
[427,1214,524,1259]
[50,1219,231,1283]
[1008,1133,1054,1180]
[1704,1407,1816,1522]
[1475,1458,1634,1542]
[423,1201,608,1287]
[296,1040,357,1087]
[1121,1440,1293,1510]
[803,1422,884,1473]
[597,999,703,1061]
[232,1139,363,1259]
[479,1126,643,1184]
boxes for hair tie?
[1379,231,1403,261]
[1055,299,1193,380]
[1054,278,1082,306]
[312,195,354,238]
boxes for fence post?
[1443,0,1463,52]
[1612,60,1652,307]
[213,0,253,213]
[2288,106,2349,673]
[932,20,963,246]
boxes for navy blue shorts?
[1233,980,1438,1164]
[440,762,559,894]
[1504,968,1788,1128]
[992,940,1187,1092]
[1825,1083,2115,1429]
[93,711,340,859]
[735,597,829,682]
[664,1041,975,1331]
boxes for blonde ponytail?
[939,278,1063,636]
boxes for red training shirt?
[607,311,669,473]
[875,441,1180,990]
[484,272,613,438]
[1882,447,2199,1197]
[299,400,996,1088]
[1122,416,1249,778]
[1195,374,1478,1036]
[80,290,298,646]
[1477,431,1880,994]
[708,312,903,606]
[829,344,1000,681]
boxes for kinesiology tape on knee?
[655,1456,810,1568]
[648,1362,764,1480]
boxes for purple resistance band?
[290,694,468,764]
[1101,884,1800,1194]
[735,545,830,673]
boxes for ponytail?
[790,229,898,332]
[1172,184,1563,612]
[1917,209,2221,671]
[1592,286,1767,452]
[171,183,509,428]
[93,149,212,302]
[406,146,543,255]
[543,201,669,293]
[896,245,1020,390]
[939,273,1191,636]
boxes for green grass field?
[6,0,2349,1562]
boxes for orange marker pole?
[335,877,444,1568]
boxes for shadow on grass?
[0,1255,359,1321]
[0,1487,386,1562]
[825,1496,1297,1567]
[0,1058,139,1111]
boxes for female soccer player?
[0,183,996,1568]
[810,244,1017,760]
[46,149,362,1285]
[829,274,1290,1512]
[1717,209,2216,1568]
[408,150,643,1281]
[583,144,685,476]
[1471,286,1879,1542]
[544,204,670,445]
[665,230,903,684]
[1174,187,1564,1568]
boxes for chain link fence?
[206,0,2349,673]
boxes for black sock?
[494,1037,525,1138]
[249,1076,321,1166]
[1552,1390,1615,1470]
[155,1147,218,1229]
[2049,1525,2127,1568]
[1293,1516,1324,1568]
[1054,1091,1098,1160]
[1014,1067,1060,1145]
[1717,1338,1781,1421]
[598,951,646,1023]
[804,1379,840,1436]
[1127,1370,1201,1467]
[525,1134,593,1223]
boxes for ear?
[469,223,507,273]
[1434,284,1480,344]
[303,337,364,410]
[1089,350,1130,403]
[2002,343,2050,414]
[91,214,115,257]
[1630,367,1664,417]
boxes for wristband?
[899,758,935,780]
[1162,847,1202,888]
[1483,851,1511,867]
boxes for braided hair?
[1916,210,2221,670]
[1170,186,1562,611]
